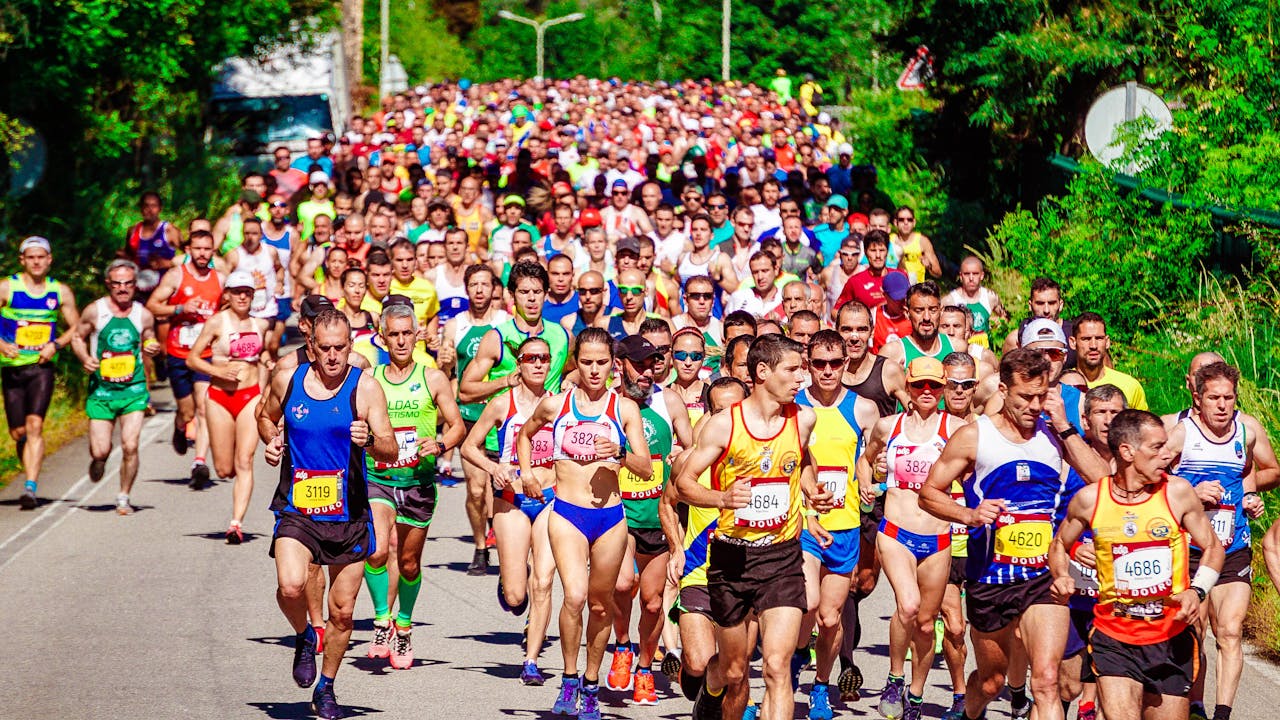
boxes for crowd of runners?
[8,76,1279,720]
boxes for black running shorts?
[965,572,1057,634]
[271,512,374,566]
[708,538,806,628]
[1089,625,1198,697]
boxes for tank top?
[429,265,469,324]
[965,415,1065,585]
[886,412,956,492]
[901,334,956,367]
[89,299,145,389]
[496,390,554,466]
[1092,476,1190,645]
[272,366,369,523]
[681,462,718,589]
[488,319,571,394]
[894,231,927,284]
[454,311,508,426]
[261,224,293,297]
[620,387,674,530]
[844,355,896,417]
[0,274,61,367]
[796,388,862,532]
[128,221,175,267]
[166,264,222,359]
[549,390,627,464]
[367,362,438,487]
[349,311,377,345]
[1175,416,1250,553]
[677,248,720,288]
[713,402,805,544]
[453,200,485,253]
[235,244,277,319]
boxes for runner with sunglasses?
[562,271,612,337]
[938,352,979,720]
[609,268,658,339]
[671,276,723,376]
[795,330,879,720]
[668,328,709,412]
[460,336,558,685]
[858,357,963,720]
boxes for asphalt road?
[3,388,1280,719]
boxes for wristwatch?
[1057,426,1079,440]
[363,433,376,448]
[615,445,627,461]
[1192,586,1207,602]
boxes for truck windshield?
[209,95,332,156]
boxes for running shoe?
[18,489,36,511]
[551,676,580,715]
[691,684,723,720]
[389,629,413,669]
[1077,705,1097,720]
[808,683,834,720]
[172,424,189,455]
[311,684,342,720]
[225,523,243,545]
[579,683,602,720]
[467,548,489,576]
[1190,703,1209,720]
[1010,698,1031,720]
[497,577,528,616]
[90,458,106,483]
[941,695,966,720]
[116,494,132,516]
[632,668,657,705]
[660,647,682,686]
[605,646,635,691]
[189,462,210,491]
[903,699,922,720]
[486,527,497,549]
[313,625,325,655]
[520,660,544,686]
[878,676,905,720]
[837,662,864,701]
[790,647,809,687]
[292,629,317,687]
[367,621,393,659]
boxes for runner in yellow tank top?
[674,334,826,720]
[451,176,493,256]
[889,207,939,284]
[1050,409,1222,720]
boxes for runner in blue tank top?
[920,348,1111,720]
[259,309,399,720]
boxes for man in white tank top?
[222,218,284,346]
[820,236,862,317]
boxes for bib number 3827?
[292,468,344,518]
[734,477,789,530]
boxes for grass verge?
[0,381,89,491]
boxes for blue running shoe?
[579,684,602,720]
[743,702,760,720]
[941,695,966,720]
[878,676,905,720]
[808,684,834,720]
[552,676,580,715]
[521,660,545,686]
[311,684,343,720]
[292,628,317,688]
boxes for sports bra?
[885,412,955,492]
[228,329,263,362]
[550,389,627,464]
[497,390,554,466]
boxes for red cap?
[553,181,574,196]
[579,207,603,228]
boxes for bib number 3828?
[734,477,789,530]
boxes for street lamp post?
[722,0,731,81]
[497,10,587,82]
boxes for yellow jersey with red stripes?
[712,401,805,544]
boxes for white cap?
[308,171,330,185]
[1020,318,1067,347]
[225,270,255,290]
[838,143,853,156]
[743,146,760,158]
[19,236,51,254]
[818,112,832,124]
[699,116,715,130]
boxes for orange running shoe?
[632,668,657,705]
[605,646,635,691]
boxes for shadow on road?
[184,530,263,544]
[446,630,525,646]
[247,700,381,719]
[350,656,445,674]
[81,503,155,513]
[426,560,480,573]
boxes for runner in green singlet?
[71,259,160,515]
[879,281,955,370]
[361,302,464,670]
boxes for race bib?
[175,323,203,349]
[99,351,136,383]
[376,426,420,470]
[530,427,554,466]
[1113,539,1173,600]
[1210,505,1235,548]
[559,420,614,461]
[950,489,968,537]
[1068,545,1100,599]
[14,321,51,350]
[891,446,933,492]
[816,465,849,509]
[993,512,1052,568]
[734,477,790,530]
[620,456,665,500]
[292,468,344,517]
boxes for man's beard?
[622,375,652,403]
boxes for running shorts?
[270,513,374,566]
[678,584,713,620]
[630,526,668,557]
[708,537,806,628]
[1189,546,1252,585]
[1089,625,1198,697]
[165,355,210,400]
[948,554,966,586]
[367,481,438,528]
[2,364,54,429]
[86,385,149,421]
[965,572,1056,634]
[800,527,860,575]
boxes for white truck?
[208,33,350,163]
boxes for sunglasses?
[839,251,860,258]
[1039,347,1067,361]
[612,191,630,197]
[685,291,714,301]
[652,345,671,355]
[947,378,979,390]
[673,350,705,362]
[271,201,289,208]
[809,357,846,371]
[707,203,728,210]
[909,380,945,391]
[108,280,136,288]
[578,287,604,295]
[618,285,645,296]
[519,353,551,364]
[896,216,915,222]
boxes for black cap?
[615,236,641,257]
[615,335,661,363]
[381,294,414,310]
[299,295,335,320]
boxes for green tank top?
[966,301,991,335]
[456,318,496,424]
[483,318,570,453]
[90,299,146,393]
[620,390,673,530]
[902,334,956,366]
[367,362,438,487]
[0,274,61,367]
